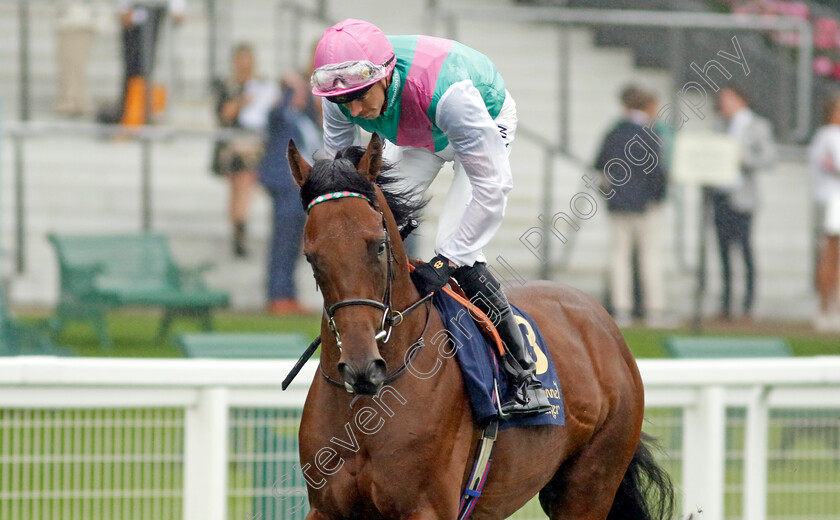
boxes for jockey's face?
[342,78,388,119]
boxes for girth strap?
[457,419,500,520]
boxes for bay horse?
[288,134,673,520]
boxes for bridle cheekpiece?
[306,190,399,347]
[305,189,432,393]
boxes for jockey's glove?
[410,255,456,296]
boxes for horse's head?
[288,134,403,395]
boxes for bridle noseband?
[307,191,431,392]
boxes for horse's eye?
[377,242,387,256]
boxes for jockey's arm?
[322,100,361,159]
[434,80,513,267]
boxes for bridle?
[324,209,398,346]
[306,191,432,392]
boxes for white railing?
[1,356,840,520]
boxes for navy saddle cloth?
[432,291,565,430]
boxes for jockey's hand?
[410,255,456,296]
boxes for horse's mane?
[299,145,427,233]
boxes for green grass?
[620,325,840,359]
[16,308,840,359]
[19,310,322,358]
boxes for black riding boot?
[452,263,552,417]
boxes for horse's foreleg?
[396,493,461,520]
[402,508,453,520]
[303,504,455,520]
[305,508,330,520]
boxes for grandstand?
[0,0,828,320]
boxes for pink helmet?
[311,19,396,99]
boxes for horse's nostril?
[338,362,355,382]
[367,359,387,382]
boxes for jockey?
[310,19,550,417]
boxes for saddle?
[429,281,565,430]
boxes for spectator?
[55,1,101,116]
[303,39,324,128]
[709,86,776,321]
[211,44,279,258]
[809,94,840,331]
[117,0,185,125]
[258,73,320,315]
[595,86,672,328]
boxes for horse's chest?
[312,442,439,519]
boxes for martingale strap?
[457,419,500,520]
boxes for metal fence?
[228,408,307,520]
[0,408,184,520]
[0,357,839,519]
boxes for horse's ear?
[287,139,312,187]
[356,133,383,182]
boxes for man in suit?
[710,86,776,320]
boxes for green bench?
[662,336,793,359]
[176,332,308,359]
[0,284,72,356]
[48,233,231,348]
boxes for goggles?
[326,84,374,105]
[311,56,394,99]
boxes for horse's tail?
[606,432,675,520]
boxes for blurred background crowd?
[2,0,840,338]
[3,2,840,519]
